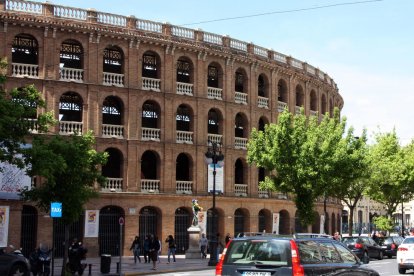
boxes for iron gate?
[139,207,158,246]
[53,215,84,257]
[99,206,124,256]
[234,210,244,237]
[174,208,190,254]
[20,205,38,257]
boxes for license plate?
[243,272,271,276]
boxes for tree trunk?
[348,206,355,236]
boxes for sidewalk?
[51,254,214,275]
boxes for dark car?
[341,236,383,262]
[0,248,30,276]
[376,236,403,258]
[216,233,380,276]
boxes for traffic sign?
[50,202,62,218]
[119,216,124,225]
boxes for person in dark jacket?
[148,234,160,270]
[165,235,176,263]
[143,235,150,263]
[129,236,141,263]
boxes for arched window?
[176,105,191,132]
[60,40,83,69]
[103,46,123,74]
[12,34,38,65]
[176,153,191,181]
[258,74,266,97]
[321,94,327,114]
[142,52,159,79]
[208,109,220,134]
[235,70,244,93]
[207,65,219,88]
[59,92,83,122]
[177,59,191,83]
[295,85,304,107]
[235,159,244,184]
[142,101,159,129]
[235,113,245,138]
[102,148,123,178]
[310,90,317,111]
[278,79,288,102]
[141,151,158,180]
[102,96,122,125]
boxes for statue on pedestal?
[191,199,203,226]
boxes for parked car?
[397,236,414,274]
[341,236,384,262]
[0,247,30,276]
[377,236,403,258]
[216,233,380,276]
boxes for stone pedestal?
[185,226,201,259]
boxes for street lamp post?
[205,140,224,266]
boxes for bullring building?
[0,0,344,257]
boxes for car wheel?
[398,267,406,274]
[9,263,29,276]
[362,251,370,264]
[378,250,383,260]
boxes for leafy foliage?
[0,58,55,169]
[373,216,394,232]
[21,131,108,225]
[366,131,414,217]
[247,108,350,226]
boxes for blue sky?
[50,0,414,144]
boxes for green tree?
[0,58,55,169]
[21,131,108,275]
[366,131,414,218]
[373,216,393,233]
[331,131,370,235]
[247,108,348,227]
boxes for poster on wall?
[197,211,207,234]
[0,144,32,200]
[207,164,224,193]
[320,214,325,234]
[0,206,10,247]
[84,210,99,238]
[272,212,280,234]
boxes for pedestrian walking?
[143,235,150,263]
[199,233,208,259]
[165,235,176,263]
[148,234,160,270]
[129,236,141,263]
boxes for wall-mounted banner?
[0,206,10,247]
[0,144,32,200]
[197,211,207,234]
[84,210,99,237]
[272,212,280,234]
[207,164,224,193]
[320,214,325,234]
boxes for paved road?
[365,258,414,276]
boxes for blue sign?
[50,202,62,218]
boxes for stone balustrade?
[102,178,123,192]
[2,0,337,89]
[176,82,193,96]
[258,96,269,109]
[234,137,248,150]
[102,124,124,138]
[207,134,222,145]
[235,92,248,105]
[176,181,193,194]
[277,101,288,113]
[258,190,270,198]
[12,63,38,78]
[207,87,223,100]
[141,179,160,193]
[103,72,124,87]
[234,184,248,197]
[59,121,83,135]
[176,131,193,144]
[141,127,160,141]
[60,67,83,82]
[142,77,161,92]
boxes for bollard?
[88,264,92,275]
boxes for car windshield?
[341,237,362,244]
[377,237,393,245]
[402,237,414,244]
[223,239,291,266]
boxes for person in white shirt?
[199,233,208,258]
